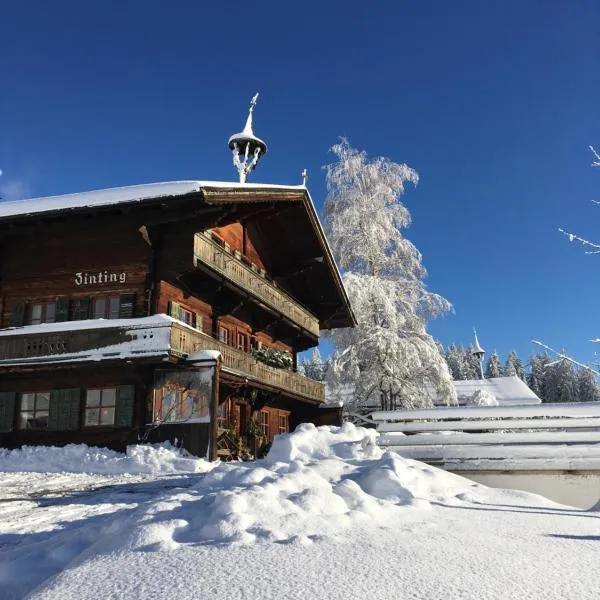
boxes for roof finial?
[302,168,308,187]
[228,93,268,183]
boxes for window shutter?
[48,389,80,430]
[48,390,60,430]
[167,301,180,319]
[118,294,136,319]
[60,388,81,430]
[10,302,26,327]
[195,313,203,332]
[0,392,16,432]
[115,385,135,427]
[55,298,70,322]
[71,298,91,321]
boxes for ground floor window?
[278,414,288,434]
[85,388,117,426]
[0,385,135,433]
[259,410,269,438]
[20,392,50,430]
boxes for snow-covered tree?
[485,351,503,378]
[527,353,548,400]
[505,350,526,381]
[544,359,578,403]
[445,344,466,380]
[302,348,326,382]
[465,344,484,379]
[576,367,600,402]
[323,140,456,410]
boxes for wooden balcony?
[170,321,325,403]
[0,317,325,404]
[193,232,320,338]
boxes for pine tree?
[302,348,325,382]
[505,350,526,381]
[465,344,483,379]
[485,351,503,378]
[576,367,600,402]
[445,344,466,380]
[527,353,547,400]
[323,140,456,410]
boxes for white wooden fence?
[369,402,600,472]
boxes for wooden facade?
[0,182,354,459]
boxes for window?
[85,388,117,426]
[278,414,288,434]
[45,302,56,323]
[20,392,50,430]
[219,326,229,344]
[30,304,42,325]
[108,296,121,319]
[260,410,269,438]
[237,332,248,352]
[29,302,57,325]
[92,297,106,319]
[168,301,200,329]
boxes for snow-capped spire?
[228,93,268,183]
[471,328,485,379]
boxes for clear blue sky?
[1,0,599,368]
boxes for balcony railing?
[193,232,320,338]
[170,322,324,403]
[0,319,325,404]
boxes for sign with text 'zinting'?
[74,271,127,286]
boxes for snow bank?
[0,443,214,475]
[2,423,582,600]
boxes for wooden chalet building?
[0,179,354,458]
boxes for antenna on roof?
[228,93,268,183]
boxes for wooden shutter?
[118,294,136,319]
[115,385,135,427]
[55,298,70,322]
[195,313,203,332]
[48,390,60,430]
[167,301,180,319]
[10,301,26,327]
[0,392,16,432]
[71,298,91,321]
[49,388,80,430]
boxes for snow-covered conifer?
[302,348,326,382]
[576,367,600,402]
[485,351,503,378]
[323,140,456,410]
[505,351,526,381]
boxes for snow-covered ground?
[1,424,599,600]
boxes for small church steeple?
[471,328,485,379]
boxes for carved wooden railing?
[193,232,320,338]
[170,322,324,403]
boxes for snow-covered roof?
[451,377,541,406]
[0,180,305,220]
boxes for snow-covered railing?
[193,232,320,337]
[371,403,600,471]
[170,322,324,403]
